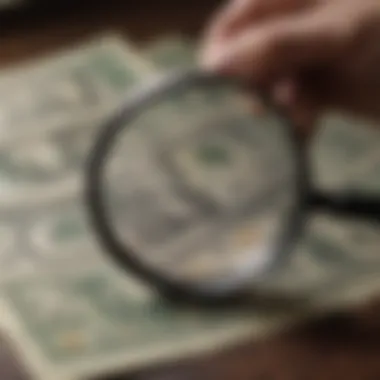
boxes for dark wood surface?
[1,1,380,379]
[0,0,219,65]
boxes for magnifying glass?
[85,68,380,305]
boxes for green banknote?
[1,34,380,380]
[143,35,245,116]
[0,260,297,380]
[0,35,305,380]
[0,34,153,147]
[311,114,380,190]
[143,35,196,68]
[0,34,157,209]
[0,32,160,278]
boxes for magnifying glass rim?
[85,67,310,305]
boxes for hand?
[201,0,380,135]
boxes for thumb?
[202,9,354,82]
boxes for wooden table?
[1,1,380,379]
[0,0,218,64]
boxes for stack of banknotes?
[0,33,379,380]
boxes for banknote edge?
[0,290,299,380]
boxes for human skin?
[200,0,380,136]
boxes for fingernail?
[199,42,235,74]
[200,49,226,72]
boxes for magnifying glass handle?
[309,191,380,222]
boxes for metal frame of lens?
[85,68,310,306]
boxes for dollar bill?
[143,36,248,118]
[311,113,380,190]
[0,262,301,380]
[1,34,380,380]
[0,34,153,148]
[143,35,196,68]
[0,34,160,210]
[0,148,302,380]
[2,210,380,379]
[0,195,101,284]
[0,35,307,380]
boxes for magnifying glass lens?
[100,75,299,293]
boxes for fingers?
[201,0,315,62]
[245,76,319,140]
[272,77,320,139]
[272,78,297,108]
[213,0,314,38]
[202,9,353,82]
[205,0,253,40]
[201,0,254,59]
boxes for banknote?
[143,35,196,68]
[0,34,153,148]
[0,160,302,380]
[2,205,380,379]
[0,32,163,272]
[0,34,159,210]
[0,261,300,380]
[143,36,248,118]
[0,35,307,380]
[311,113,380,190]
[1,34,380,380]
[0,195,102,284]
[2,208,380,379]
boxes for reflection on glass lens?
[102,78,297,289]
